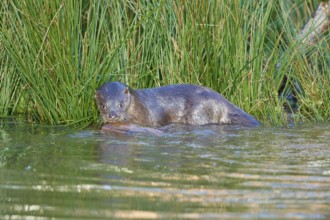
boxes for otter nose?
[109,111,117,119]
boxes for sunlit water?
[0,118,329,219]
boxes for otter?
[95,82,259,128]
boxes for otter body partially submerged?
[95,82,259,127]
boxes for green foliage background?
[1,0,329,127]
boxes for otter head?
[95,82,132,123]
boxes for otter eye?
[102,105,107,110]
[118,103,123,108]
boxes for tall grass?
[0,2,21,116]
[293,44,330,122]
[0,48,20,116]
[275,1,330,123]
[1,0,329,127]
[2,0,121,126]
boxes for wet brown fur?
[95,82,259,127]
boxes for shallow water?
[0,118,329,219]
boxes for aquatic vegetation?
[0,0,329,127]
[0,50,21,116]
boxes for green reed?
[1,0,329,127]
[0,2,21,117]
[0,49,21,116]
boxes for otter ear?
[124,87,130,95]
[95,90,102,99]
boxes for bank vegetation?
[1,0,329,127]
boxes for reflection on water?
[0,118,329,219]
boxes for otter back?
[95,82,259,127]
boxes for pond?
[0,118,329,219]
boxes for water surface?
[0,119,329,219]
